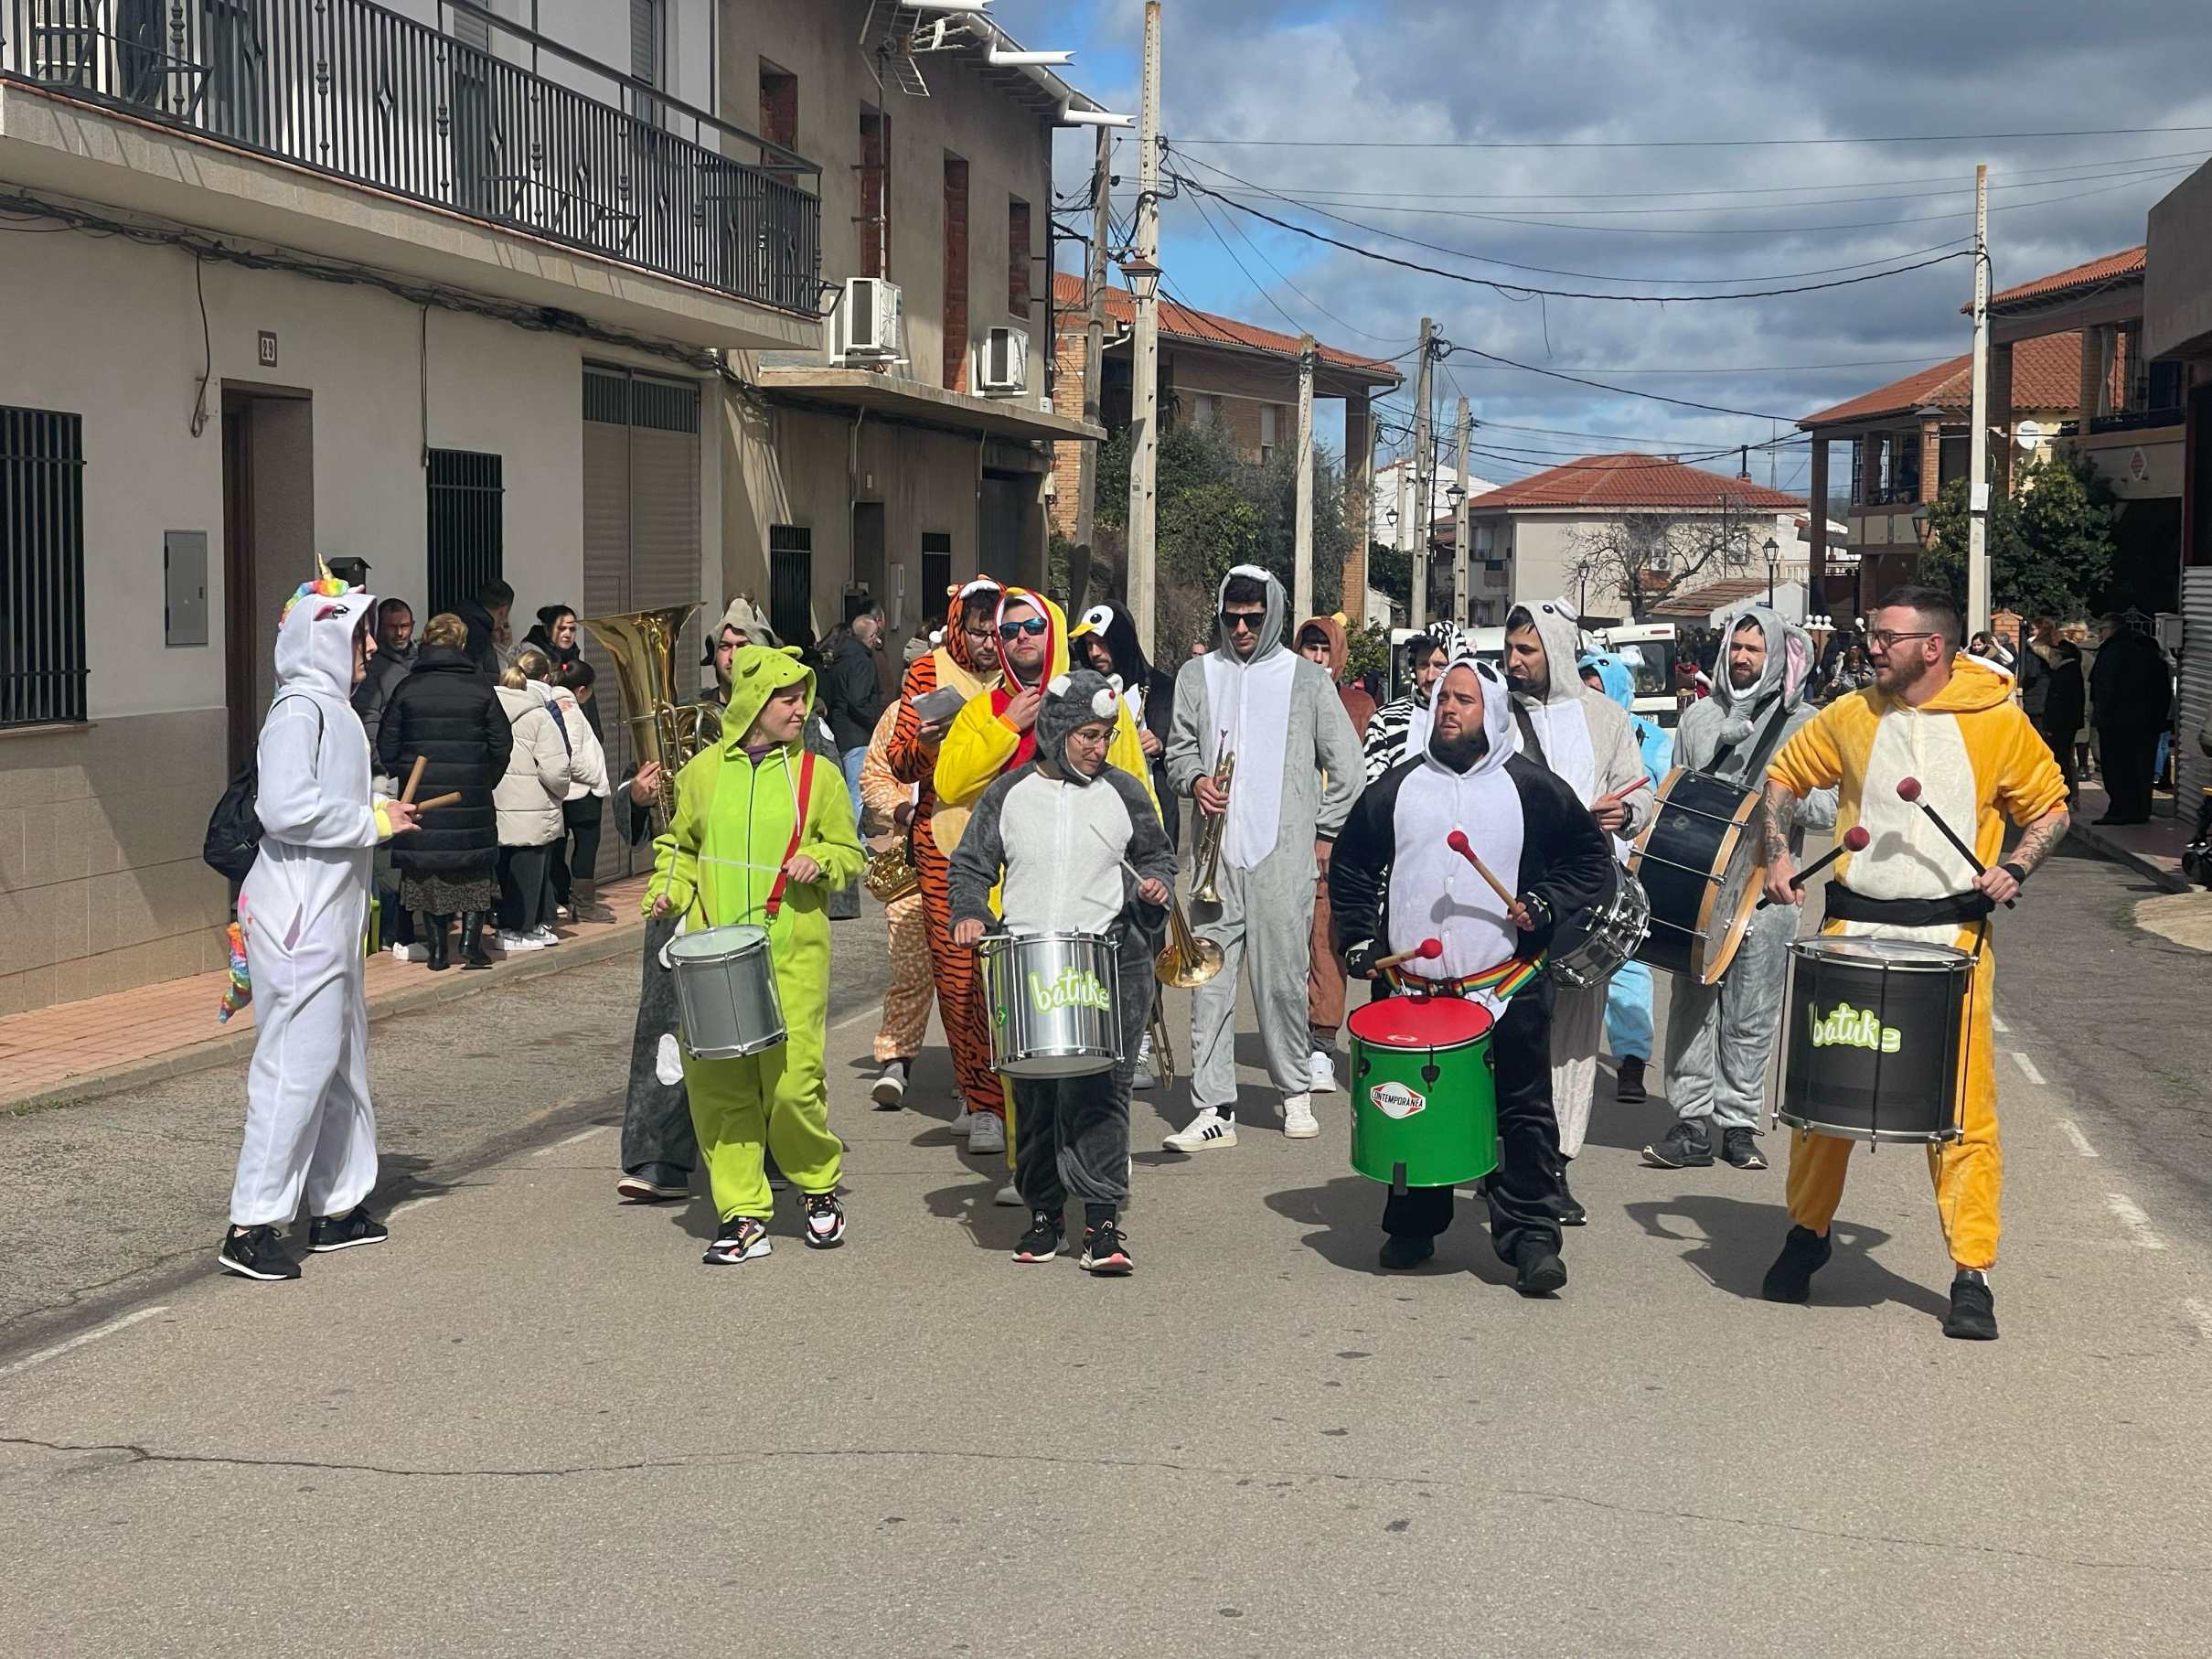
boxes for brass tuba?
[1189,742,1234,904]
[582,605,724,832]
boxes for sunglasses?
[998,616,1050,640]
[1221,610,1268,633]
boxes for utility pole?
[1409,316,1434,631]
[1293,334,1315,624]
[1966,161,1992,639]
[1073,124,1111,556]
[1395,461,1413,625]
[1452,396,1470,626]
[1124,0,1163,658]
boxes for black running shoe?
[1761,1225,1833,1304]
[1943,1270,1999,1341]
[1013,1210,1065,1263]
[764,1156,789,1193]
[1552,1162,1587,1226]
[1379,1234,1435,1270]
[1641,1119,1714,1169]
[1080,1221,1133,1276]
[218,1224,301,1281]
[1721,1127,1768,1171]
[800,1191,847,1249]
[307,1206,389,1252]
[703,1215,771,1266]
[1614,1055,1648,1103]
[1513,1239,1567,1297]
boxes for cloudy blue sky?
[986,0,2212,496]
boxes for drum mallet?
[1897,776,2016,908]
[1445,830,1521,911]
[400,755,428,805]
[1757,825,1869,909]
[413,792,462,812]
[1373,937,1443,974]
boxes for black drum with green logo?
[1779,936,1971,1144]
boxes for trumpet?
[1154,883,1224,989]
[1190,741,1234,904]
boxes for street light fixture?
[1385,506,1399,528]
[1764,536,1780,608]
[1118,254,1161,304]
[1445,481,1467,510]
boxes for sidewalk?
[2068,781,2196,893]
[0,876,650,1113]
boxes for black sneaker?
[307,1205,389,1252]
[800,1191,847,1249]
[1013,1211,1065,1263]
[1514,1238,1568,1297]
[218,1224,301,1281]
[1761,1225,1833,1304]
[1943,1270,1999,1341]
[615,1163,690,1204]
[703,1215,771,1266]
[1080,1220,1133,1275]
[1615,1055,1648,1103]
[1641,1119,1715,1169]
[1552,1162,1587,1226]
[1721,1128,1768,1171]
[1379,1234,1435,1270]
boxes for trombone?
[1154,883,1224,989]
[1190,736,1234,904]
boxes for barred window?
[769,525,813,648]
[427,449,504,615]
[0,406,90,727]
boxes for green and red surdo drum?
[1348,985,1500,1193]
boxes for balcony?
[1,0,821,317]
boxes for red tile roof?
[1799,331,2081,428]
[1050,272,1402,383]
[1462,453,1804,511]
[1984,245,2144,313]
[1648,574,1776,621]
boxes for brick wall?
[1049,325,1088,539]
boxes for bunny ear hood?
[273,579,374,704]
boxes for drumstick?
[1445,830,1519,909]
[1757,825,1869,909]
[1590,782,1637,811]
[400,755,428,804]
[1897,777,2016,909]
[1373,937,1443,973]
[413,792,462,811]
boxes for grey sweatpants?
[1012,926,1155,1212]
[1662,901,1793,1131]
[1190,851,1318,1109]
[1550,980,1604,1159]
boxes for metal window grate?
[0,405,90,727]
[427,448,504,615]
[769,525,812,648]
[921,531,952,616]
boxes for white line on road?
[1991,1013,2010,1034]
[0,1305,170,1384]
[2057,1119,2100,1159]
[2011,1051,2047,1086]
[389,1195,443,1218]
[533,1125,610,1156]
[2105,1193,2167,1251]
[2185,1299,2212,1341]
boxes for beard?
[1431,728,1491,774]
[1875,652,1929,695]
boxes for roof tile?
[1051,272,1401,381]
[1985,245,2144,313]
[1463,453,1804,511]
[1799,331,2081,428]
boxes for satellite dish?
[2014,419,2046,451]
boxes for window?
[451,3,491,51]
[1008,196,1031,315]
[629,0,664,123]
[759,61,797,151]
[858,108,891,279]
[942,155,969,391]
[921,531,952,615]
[426,449,504,615]
[0,406,89,726]
[769,525,813,648]
[1260,403,1278,464]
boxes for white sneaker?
[497,931,543,953]
[967,1113,1007,1154]
[390,942,428,963]
[1281,1093,1320,1140]
[993,1183,1022,1207]
[949,1109,978,1138]
[1164,1107,1238,1152]
[529,926,561,947]
[1309,1049,1340,1094]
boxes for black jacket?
[821,633,887,753]
[522,624,604,741]
[2089,629,2172,735]
[376,646,513,875]
[453,599,501,678]
[350,648,411,750]
[2022,641,2084,736]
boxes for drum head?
[1348,993,1493,1049]
[1792,937,1971,970]
[668,923,769,962]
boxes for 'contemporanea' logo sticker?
[1369,1081,1427,1119]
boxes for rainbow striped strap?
[1386,953,1544,1001]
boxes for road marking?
[1991,1013,2009,1034]
[2105,1193,2167,1251]
[2057,1119,2099,1159]
[533,1125,610,1156]
[0,1305,170,1383]
[830,1003,881,1034]
[2185,1299,2212,1341]
[2011,1051,2047,1086]
[389,1195,443,1218]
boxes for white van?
[1595,621,1681,729]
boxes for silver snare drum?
[667,924,785,1059]
[977,930,1121,1078]
[1549,862,1651,990]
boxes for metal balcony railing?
[2,0,822,314]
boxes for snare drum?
[978,930,1122,1077]
[1549,862,1651,990]
[667,924,786,1059]
[1347,994,1499,1191]
[1779,936,1972,1143]
[1630,768,1765,985]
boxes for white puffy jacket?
[494,684,572,847]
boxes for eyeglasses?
[1867,630,1936,650]
[998,616,1051,640]
[1221,610,1267,633]
[962,625,998,641]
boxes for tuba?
[583,605,724,832]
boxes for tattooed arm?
[1759,779,1805,907]
[1978,805,2068,904]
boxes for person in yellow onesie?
[1758,585,2068,1341]
[647,644,867,1266]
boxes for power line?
[1189,188,1412,346]
[1441,341,1802,421]
[1170,124,2212,150]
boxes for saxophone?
[582,605,724,833]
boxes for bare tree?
[1563,498,1766,622]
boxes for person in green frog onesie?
[647,643,867,1266]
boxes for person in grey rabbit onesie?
[1163,565,1365,1150]
[1641,605,1836,1173]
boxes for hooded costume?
[647,645,867,1226]
[1165,566,1365,1123]
[228,581,398,1232]
[947,670,1175,1236]
[858,699,935,1068]
[1362,622,1466,784]
[1765,653,2066,1274]
[1507,601,1657,1169]
[1071,599,1180,846]
[1329,655,1616,1268]
[1578,651,1672,1076]
[1651,608,1835,1146]
[1301,613,1376,1060]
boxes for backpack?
[203,697,324,883]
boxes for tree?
[1918,445,2116,620]
[1562,498,1766,622]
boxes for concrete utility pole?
[1395,462,1413,624]
[1409,316,1434,630]
[1452,396,1470,626]
[1293,334,1315,625]
[1073,124,1111,555]
[1966,161,1992,639]
[1124,0,1163,658]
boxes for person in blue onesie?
[1576,652,1671,1104]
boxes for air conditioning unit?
[829,277,903,364]
[975,326,1030,397]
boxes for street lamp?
[1445,481,1467,511]
[1910,503,1931,543]
[1763,536,1780,608]
[1385,507,1399,528]
[1117,254,1161,305]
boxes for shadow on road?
[1622,1193,1950,1317]
[1265,1173,1518,1288]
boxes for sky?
[983,0,2212,498]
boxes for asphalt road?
[3,854,2207,1657]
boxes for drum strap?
[761,751,817,921]
[1388,954,1544,1001]
[1823,882,1993,928]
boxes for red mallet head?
[1843,825,1872,851]
[1896,776,1923,803]
[1416,937,1443,960]
[1447,830,1471,856]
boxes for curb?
[0,922,646,1118]
[2071,821,2191,894]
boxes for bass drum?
[1629,767,1764,985]
[978,930,1122,1078]
[1548,862,1651,990]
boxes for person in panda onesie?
[1328,656,1615,1294]
[1503,600,1656,1224]
[219,578,422,1282]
